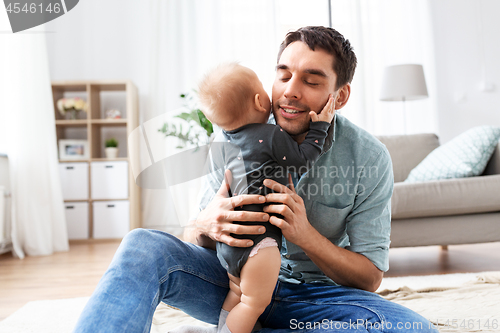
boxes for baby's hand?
[309,94,335,123]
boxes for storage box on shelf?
[53,80,141,241]
[64,202,89,240]
[91,161,129,200]
[93,200,130,239]
[59,162,89,200]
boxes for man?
[74,26,437,333]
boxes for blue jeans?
[73,229,438,333]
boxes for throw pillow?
[405,126,500,183]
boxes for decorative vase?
[66,109,79,120]
[105,147,119,159]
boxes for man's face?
[272,41,337,140]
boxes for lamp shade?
[380,64,428,101]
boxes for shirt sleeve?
[194,134,229,215]
[345,147,393,272]
[195,136,245,214]
[271,121,330,169]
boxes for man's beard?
[272,98,311,136]
[283,119,310,137]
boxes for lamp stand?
[402,96,407,135]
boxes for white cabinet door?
[91,161,128,199]
[59,163,89,200]
[0,186,6,242]
[93,200,129,239]
[64,202,89,240]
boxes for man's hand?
[262,174,318,248]
[263,174,383,292]
[309,94,335,124]
[190,169,268,249]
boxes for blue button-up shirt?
[198,114,393,286]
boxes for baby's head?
[198,63,271,131]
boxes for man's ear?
[334,83,351,110]
[254,94,267,112]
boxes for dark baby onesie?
[210,121,331,277]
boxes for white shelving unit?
[52,80,141,241]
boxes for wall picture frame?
[59,139,90,160]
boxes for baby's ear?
[254,94,267,112]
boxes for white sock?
[217,308,262,333]
[217,309,230,333]
[169,325,217,333]
[219,324,232,333]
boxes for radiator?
[0,153,13,254]
[0,186,12,254]
[0,186,5,241]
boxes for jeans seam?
[159,264,228,289]
[142,290,160,333]
[260,281,282,327]
[122,272,160,333]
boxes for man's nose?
[283,77,301,100]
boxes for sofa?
[377,134,500,248]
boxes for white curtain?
[0,12,69,258]
[330,0,438,136]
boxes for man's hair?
[198,62,256,125]
[277,26,357,90]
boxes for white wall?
[429,0,500,143]
[45,0,152,119]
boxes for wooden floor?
[1,240,500,321]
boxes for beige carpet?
[376,272,500,332]
[1,272,499,333]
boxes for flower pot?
[65,109,79,120]
[105,147,119,159]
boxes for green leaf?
[158,91,213,147]
[105,138,118,148]
[175,112,192,122]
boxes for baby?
[197,62,334,333]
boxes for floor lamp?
[380,64,429,134]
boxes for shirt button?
[284,255,290,259]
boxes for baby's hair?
[198,62,257,126]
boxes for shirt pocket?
[308,201,352,239]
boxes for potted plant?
[105,138,119,158]
[158,92,213,149]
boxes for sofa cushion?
[390,213,500,248]
[484,142,500,175]
[405,126,500,182]
[391,174,500,219]
[377,134,440,183]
